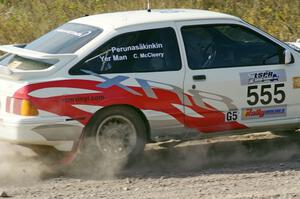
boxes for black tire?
[82,106,147,166]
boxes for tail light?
[6,97,39,116]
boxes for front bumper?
[0,114,83,151]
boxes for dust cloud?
[0,142,51,186]
[0,138,128,185]
[125,132,300,176]
[0,132,299,184]
[66,137,129,179]
[64,132,300,179]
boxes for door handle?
[193,75,206,81]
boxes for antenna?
[147,0,151,12]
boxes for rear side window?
[181,24,285,70]
[69,27,181,75]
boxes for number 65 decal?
[225,111,238,122]
[247,83,285,106]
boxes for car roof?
[71,9,241,30]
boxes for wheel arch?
[84,104,151,142]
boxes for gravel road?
[1,132,300,199]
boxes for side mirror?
[284,50,293,64]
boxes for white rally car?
[0,9,299,163]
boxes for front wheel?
[82,106,147,166]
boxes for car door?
[176,20,300,133]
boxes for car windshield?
[25,23,103,54]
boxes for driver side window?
[181,24,285,70]
[69,27,181,75]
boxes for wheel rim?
[95,115,138,159]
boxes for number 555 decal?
[247,83,285,106]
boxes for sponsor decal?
[86,42,165,64]
[133,52,164,59]
[110,43,163,53]
[293,77,300,89]
[159,10,183,13]
[240,69,286,85]
[241,105,286,120]
[55,29,92,37]
[62,96,105,103]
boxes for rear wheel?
[82,106,147,166]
